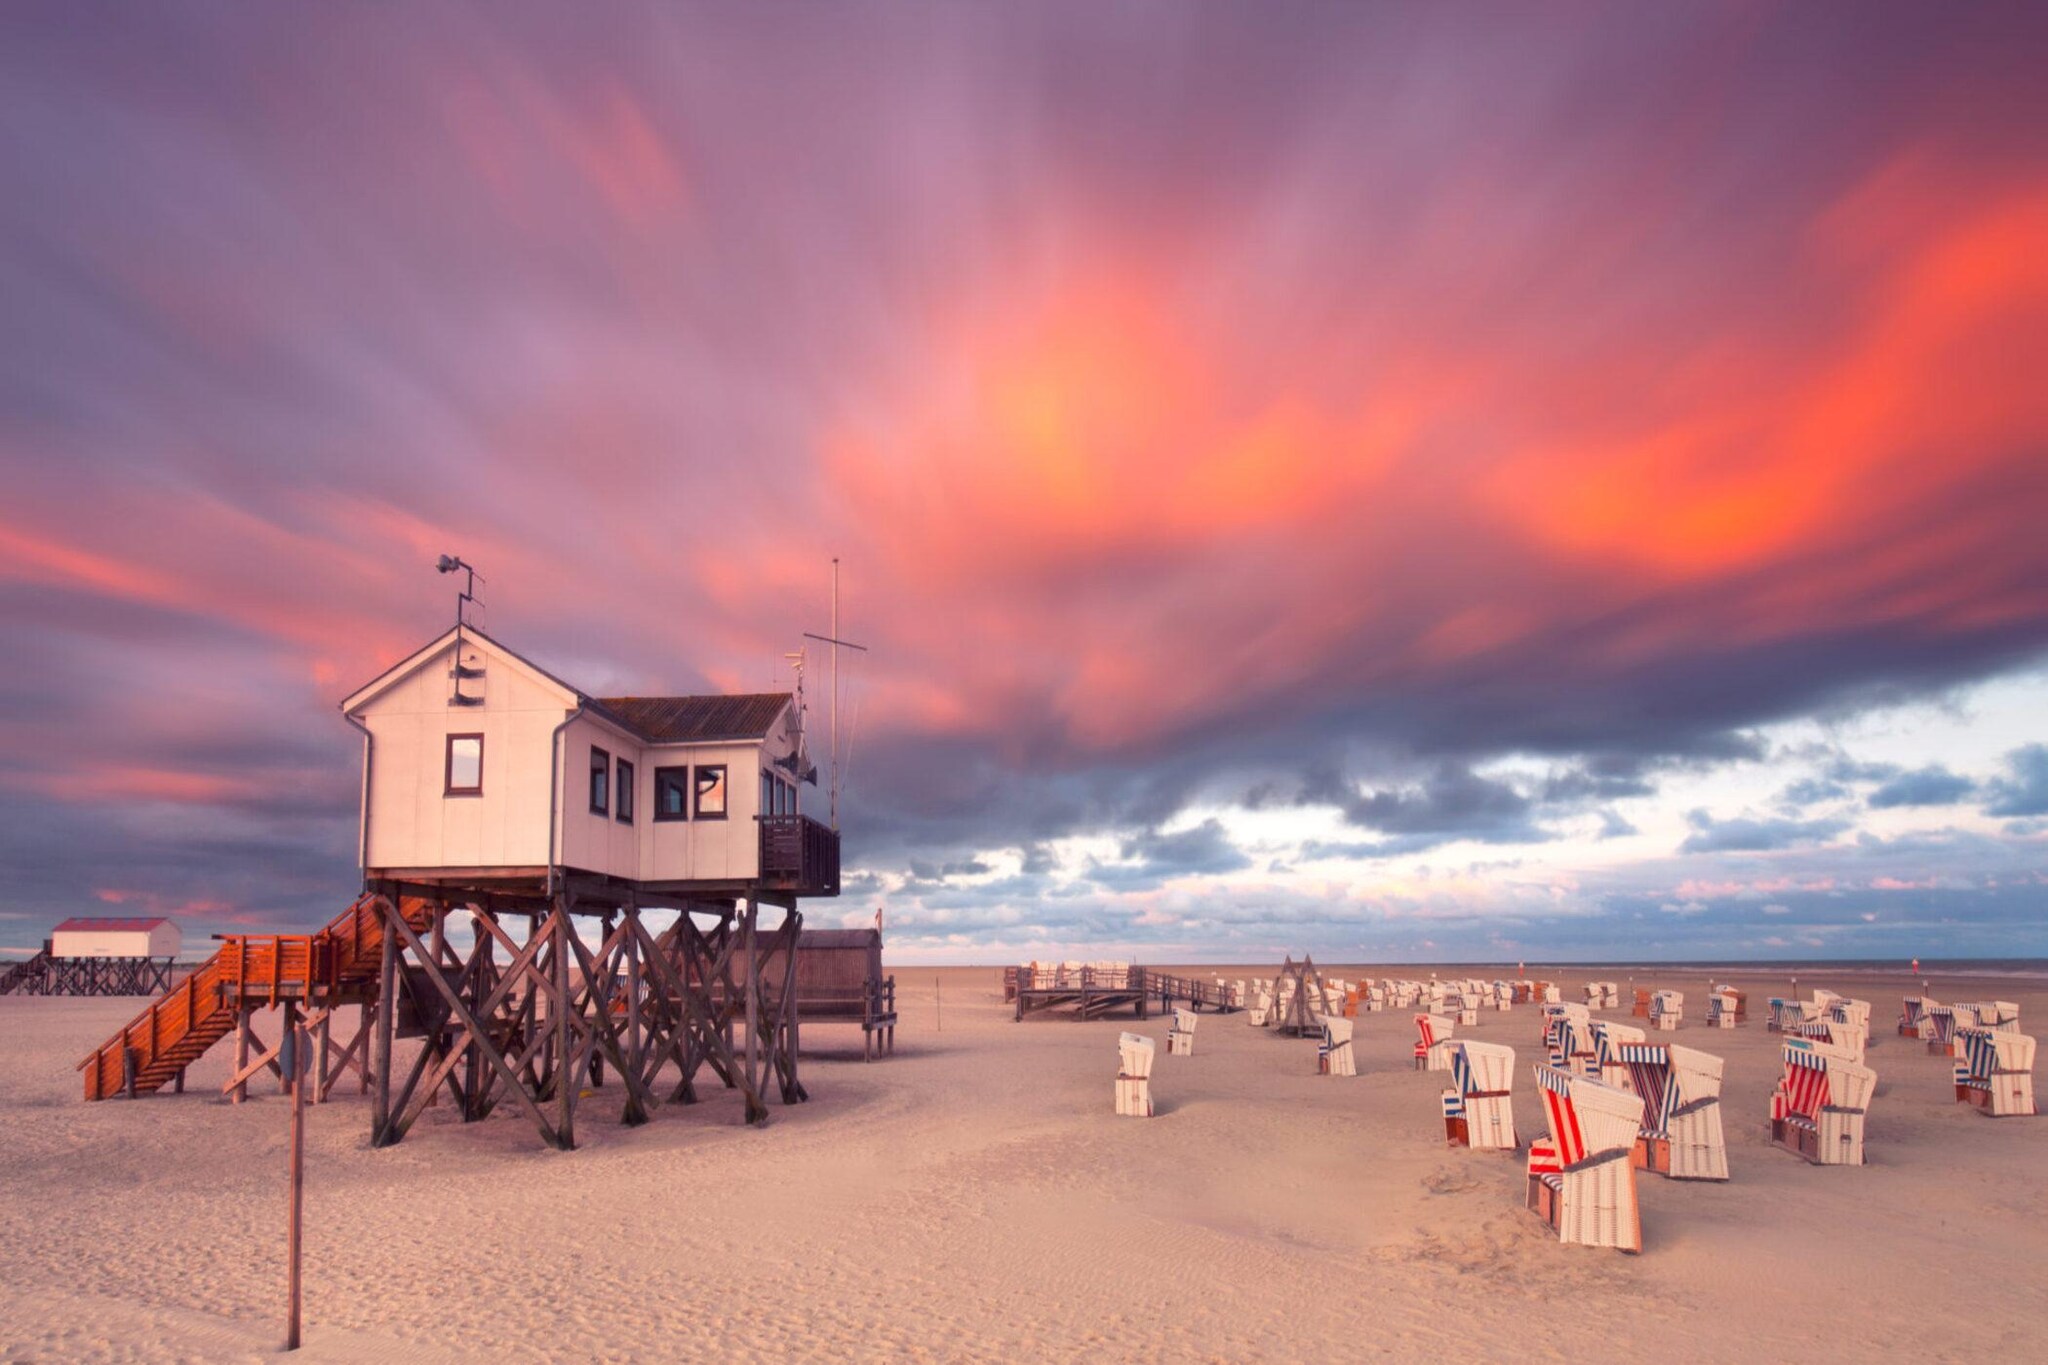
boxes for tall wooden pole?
[286,1022,306,1350]
[555,900,575,1150]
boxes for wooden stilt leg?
[233,1008,251,1104]
[371,901,399,1145]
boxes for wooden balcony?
[758,814,840,896]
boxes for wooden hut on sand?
[788,928,896,1060]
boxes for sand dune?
[3,966,2044,1361]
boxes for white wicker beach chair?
[1591,1019,1646,1090]
[1770,1039,1874,1165]
[1115,1033,1155,1117]
[1649,990,1683,1030]
[1443,1040,1517,1150]
[1320,1015,1356,1076]
[1620,1042,1728,1181]
[1167,1008,1196,1057]
[1955,1027,2035,1117]
[1527,1066,1644,1251]
[1414,1012,1457,1070]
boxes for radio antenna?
[803,558,868,832]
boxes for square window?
[654,767,690,821]
[589,746,610,816]
[616,758,635,823]
[695,764,727,819]
[445,734,483,795]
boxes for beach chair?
[1899,995,1928,1038]
[1619,1043,1729,1181]
[1443,1041,1517,1150]
[1539,982,1561,1005]
[1770,1040,1875,1165]
[1415,1013,1457,1070]
[1925,1004,1960,1056]
[1984,1001,2021,1030]
[1955,1028,2036,1117]
[1767,997,1807,1033]
[1706,990,1739,1029]
[1592,1019,1646,1090]
[1792,1017,1865,1063]
[1115,1033,1155,1117]
[1650,991,1683,1030]
[1320,1016,1356,1076]
[1527,1066,1644,1252]
[1167,1008,1196,1057]
[1632,988,1652,1018]
[1584,983,1604,1007]
[1545,1004,1595,1076]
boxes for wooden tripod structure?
[1269,955,1331,1037]
[366,881,804,1151]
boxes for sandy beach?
[2,965,2043,1362]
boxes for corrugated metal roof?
[53,917,172,932]
[595,693,791,744]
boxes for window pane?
[447,736,482,793]
[655,767,688,820]
[696,764,726,817]
[590,747,609,815]
[617,759,635,822]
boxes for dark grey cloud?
[1867,765,1976,809]
[1984,744,2048,818]
[1678,810,1851,854]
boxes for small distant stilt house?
[1,917,182,997]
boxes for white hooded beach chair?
[1767,997,1804,1033]
[1443,1040,1517,1150]
[1527,1066,1644,1252]
[1924,1004,1960,1055]
[1320,1015,1356,1076]
[1414,1013,1457,1070]
[1770,1040,1875,1165]
[1706,990,1739,1029]
[1545,1003,1596,1076]
[1955,1027,2035,1117]
[1539,982,1561,1005]
[1167,1008,1196,1057]
[1115,1033,1155,1117]
[1592,1019,1646,1090]
[1649,990,1683,1030]
[1619,1043,1728,1181]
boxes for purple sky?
[3,3,2046,961]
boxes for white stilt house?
[340,624,837,900]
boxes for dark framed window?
[589,746,610,816]
[616,758,635,823]
[445,733,484,796]
[695,764,727,820]
[654,767,690,822]
[761,771,775,819]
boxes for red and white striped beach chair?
[1526,1065,1644,1252]
[1443,1040,1517,1150]
[1769,1039,1874,1165]
[1955,1027,2035,1117]
[1414,1013,1456,1070]
[1619,1043,1728,1180]
[1115,1033,1155,1117]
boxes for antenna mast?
[803,557,868,832]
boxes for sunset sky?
[3,3,2045,963]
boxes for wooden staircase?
[77,893,432,1100]
[0,948,52,997]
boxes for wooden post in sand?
[285,1021,306,1350]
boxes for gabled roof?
[341,624,791,745]
[340,624,581,714]
[595,694,791,744]
[54,917,171,932]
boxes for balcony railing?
[758,814,840,896]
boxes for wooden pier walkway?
[1007,966,1241,1021]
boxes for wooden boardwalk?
[1008,966,1241,1021]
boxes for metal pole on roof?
[832,558,838,830]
